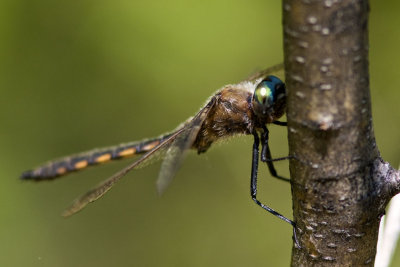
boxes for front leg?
[272,121,287,126]
[260,126,290,183]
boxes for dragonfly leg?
[272,121,287,126]
[260,126,290,183]
[251,132,300,248]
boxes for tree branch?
[282,0,400,265]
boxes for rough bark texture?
[282,0,400,266]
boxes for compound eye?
[254,80,273,107]
[252,75,285,118]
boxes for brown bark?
[282,0,400,266]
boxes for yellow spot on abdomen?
[56,167,67,175]
[95,153,112,163]
[74,160,88,169]
[118,148,136,157]
[142,141,160,151]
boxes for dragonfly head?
[252,75,286,122]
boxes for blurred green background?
[1,1,399,266]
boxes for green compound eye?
[254,82,273,105]
[252,75,285,117]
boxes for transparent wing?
[62,128,184,217]
[62,97,217,217]
[247,63,284,82]
[156,96,216,194]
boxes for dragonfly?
[21,63,298,244]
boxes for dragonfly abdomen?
[21,134,172,181]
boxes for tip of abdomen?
[20,170,34,180]
[20,168,59,181]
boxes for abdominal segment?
[21,134,172,180]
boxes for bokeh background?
[1,1,399,266]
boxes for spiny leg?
[251,132,300,248]
[260,126,290,183]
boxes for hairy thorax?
[193,86,255,153]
